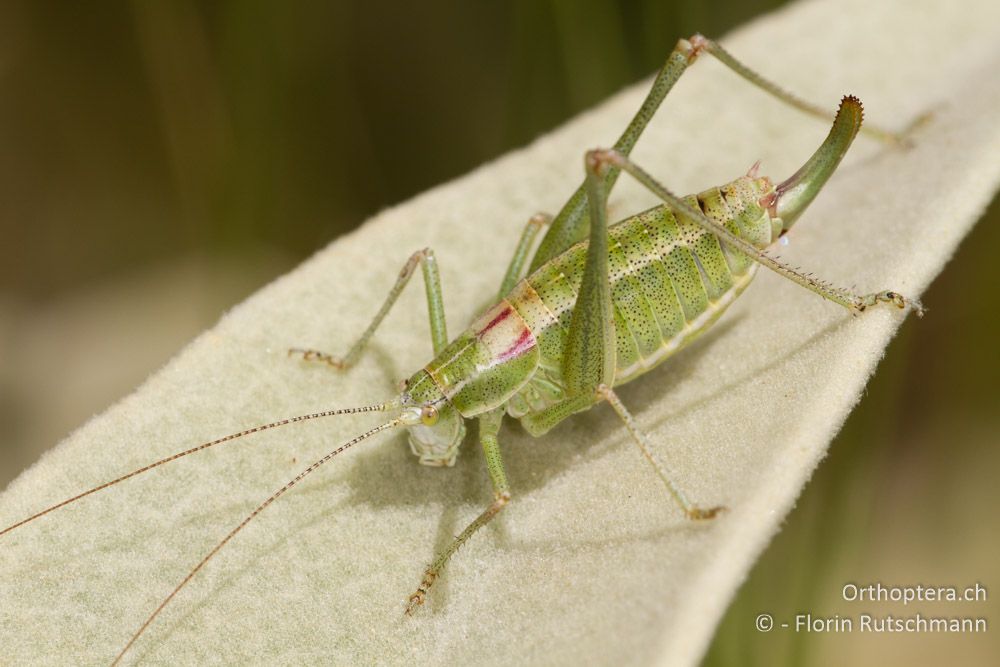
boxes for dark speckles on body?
[433,174,777,422]
[505,174,777,412]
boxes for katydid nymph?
[1,34,923,665]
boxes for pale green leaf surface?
[3,1,1000,665]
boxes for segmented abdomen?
[506,175,777,418]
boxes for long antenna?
[0,403,389,538]
[111,416,402,666]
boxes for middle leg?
[598,385,723,520]
[496,212,552,299]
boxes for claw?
[855,291,924,318]
[404,590,425,616]
[287,347,347,369]
[686,505,726,520]
[404,569,437,616]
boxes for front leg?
[406,408,510,614]
[289,247,450,371]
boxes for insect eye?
[420,405,439,426]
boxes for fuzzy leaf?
[2,1,999,665]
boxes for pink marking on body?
[478,306,512,336]
[497,328,535,363]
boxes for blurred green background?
[0,2,995,665]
